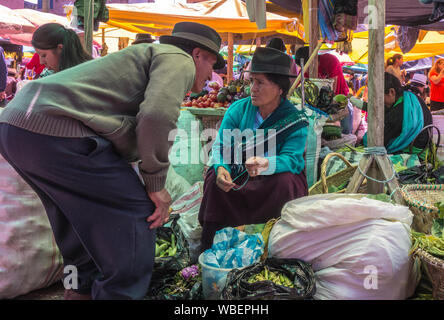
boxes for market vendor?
[349,72,432,157]
[0,21,224,300]
[198,47,309,252]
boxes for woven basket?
[414,248,444,300]
[400,184,443,234]
[309,152,366,195]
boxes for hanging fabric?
[318,0,337,42]
[333,0,358,32]
[396,26,420,54]
[245,0,267,30]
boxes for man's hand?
[245,156,269,177]
[147,188,172,229]
[216,166,236,192]
[0,91,6,101]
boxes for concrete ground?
[13,281,65,300]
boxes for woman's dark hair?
[266,38,286,53]
[32,23,92,71]
[384,72,403,100]
[264,73,291,98]
[385,54,403,67]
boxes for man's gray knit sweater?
[0,43,196,192]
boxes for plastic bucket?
[198,253,245,300]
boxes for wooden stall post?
[118,37,130,50]
[42,0,50,13]
[84,0,94,56]
[345,0,404,204]
[309,0,319,79]
[227,32,234,84]
[366,0,385,194]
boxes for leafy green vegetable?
[431,202,444,239]
[366,193,393,203]
[431,218,444,239]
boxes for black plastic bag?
[148,215,191,294]
[316,86,335,109]
[398,165,444,185]
[221,257,316,300]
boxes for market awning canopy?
[350,28,444,64]
[5,8,71,46]
[268,0,444,31]
[0,5,35,36]
[105,0,304,42]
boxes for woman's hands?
[245,156,269,177]
[216,166,236,192]
[215,157,269,192]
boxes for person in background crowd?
[131,33,155,45]
[199,47,309,252]
[0,21,224,300]
[245,38,299,85]
[23,53,45,79]
[385,54,405,84]
[405,73,428,102]
[350,72,432,159]
[294,46,353,134]
[0,47,6,103]
[295,46,349,96]
[429,58,444,111]
[203,71,224,92]
[32,23,92,76]
[355,76,368,102]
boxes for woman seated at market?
[198,47,309,252]
[349,72,432,159]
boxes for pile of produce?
[181,79,251,109]
[247,266,294,288]
[322,124,343,141]
[155,233,177,258]
[162,265,202,296]
[147,264,203,300]
[149,215,191,294]
[431,201,444,239]
[221,257,316,300]
[291,80,348,115]
[411,230,444,258]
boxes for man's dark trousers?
[0,123,156,300]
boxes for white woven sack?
[174,182,204,263]
[268,195,418,300]
[0,155,63,299]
